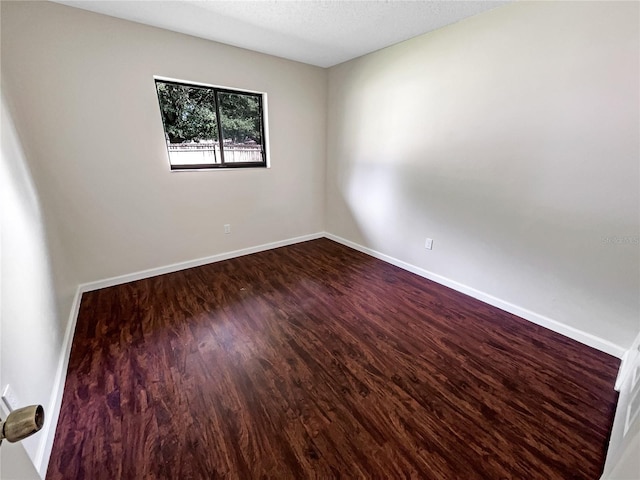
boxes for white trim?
[81,233,324,293]
[324,232,626,359]
[615,331,640,391]
[35,287,83,477]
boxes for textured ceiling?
[51,0,510,67]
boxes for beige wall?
[2,1,327,285]
[326,1,639,349]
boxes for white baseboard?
[80,232,324,293]
[324,232,626,359]
[35,287,83,477]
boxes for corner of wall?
[321,66,331,234]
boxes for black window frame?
[154,78,268,171]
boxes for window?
[154,78,267,170]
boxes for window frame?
[154,77,269,171]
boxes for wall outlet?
[425,238,433,250]
[224,224,231,234]
[2,384,20,413]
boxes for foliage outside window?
[155,79,267,170]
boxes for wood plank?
[47,238,619,479]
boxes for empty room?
[1,0,639,478]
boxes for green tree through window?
[155,79,267,169]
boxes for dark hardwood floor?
[47,238,619,479]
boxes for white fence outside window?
[167,143,262,165]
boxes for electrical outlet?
[224,224,231,234]
[425,238,433,250]
[2,384,20,413]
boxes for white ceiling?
[51,0,509,68]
